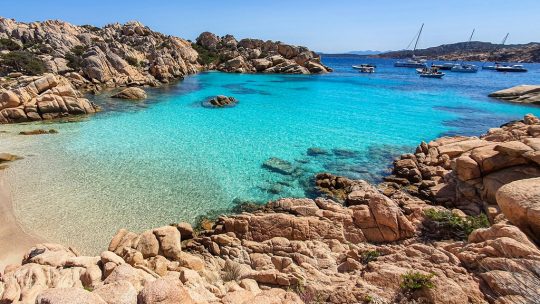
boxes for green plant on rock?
[424,208,490,240]
[400,271,435,291]
[125,56,140,67]
[290,280,324,304]
[0,38,21,51]
[361,250,381,264]
[65,45,89,70]
[191,43,220,65]
[0,51,46,75]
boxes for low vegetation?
[0,51,46,75]
[65,45,88,70]
[400,271,435,291]
[361,250,380,264]
[424,208,490,240]
[125,56,140,67]
[0,38,21,51]
[191,43,220,65]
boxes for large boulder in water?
[206,95,238,108]
[496,177,540,243]
[112,87,147,100]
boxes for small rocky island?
[489,85,540,104]
[1,114,540,304]
[204,95,238,108]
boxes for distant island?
[374,41,540,63]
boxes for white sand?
[0,172,42,272]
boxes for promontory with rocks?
[1,13,540,304]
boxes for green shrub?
[400,271,435,290]
[70,45,88,56]
[65,45,88,70]
[125,56,140,67]
[0,51,46,75]
[81,25,101,32]
[361,250,380,264]
[0,38,21,51]
[424,209,490,240]
[191,43,219,65]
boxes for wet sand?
[0,171,42,272]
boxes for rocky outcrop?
[0,18,201,89]
[385,114,540,218]
[204,95,237,108]
[496,178,540,243]
[111,87,147,100]
[445,223,540,304]
[489,85,540,104]
[0,73,98,123]
[195,32,331,74]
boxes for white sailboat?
[451,29,479,73]
[483,33,509,70]
[395,24,427,68]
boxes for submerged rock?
[19,129,58,135]
[262,157,295,175]
[111,87,148,100]
[307,147,330,156]
[0,152,21,163]
[332,148,359,158]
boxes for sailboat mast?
[502,33,509,45]
[413,23,424,55]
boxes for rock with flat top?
[111,87,147,100]
[496,177,540,243]
[489,85,540,104]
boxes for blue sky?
[1,0,539,53]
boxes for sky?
[1,0,539,53]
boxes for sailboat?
[451,29,479,73]
[483,34,528,72]
[394,24,427,68]
[483,33,509,70]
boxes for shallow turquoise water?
[2,57,540,253]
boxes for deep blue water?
[1,57,539,252]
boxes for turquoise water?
[1,57,540,253]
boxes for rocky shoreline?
[1,114,540,303]
[0,17,330,124]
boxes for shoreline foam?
[0,170,43,272]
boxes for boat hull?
[420,73,445,78]
[395,62,427,68]
[496,67,527,72]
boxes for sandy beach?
[0,171,42,272]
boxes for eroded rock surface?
[195,32,331,74]
[489,85,540,104]
[0,73,98,123]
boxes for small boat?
[353,64,376,73]
[451,29,479,73]
[482,63,501,70]
[484,34,510,70]
[432,63,458,70]
[352,64,376,69]
[451,64,479,73]
[395,24,427,68]
[496,65,528,72]
[418,67,445,78]
[420,72,445,78]
[395,59,427,68]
